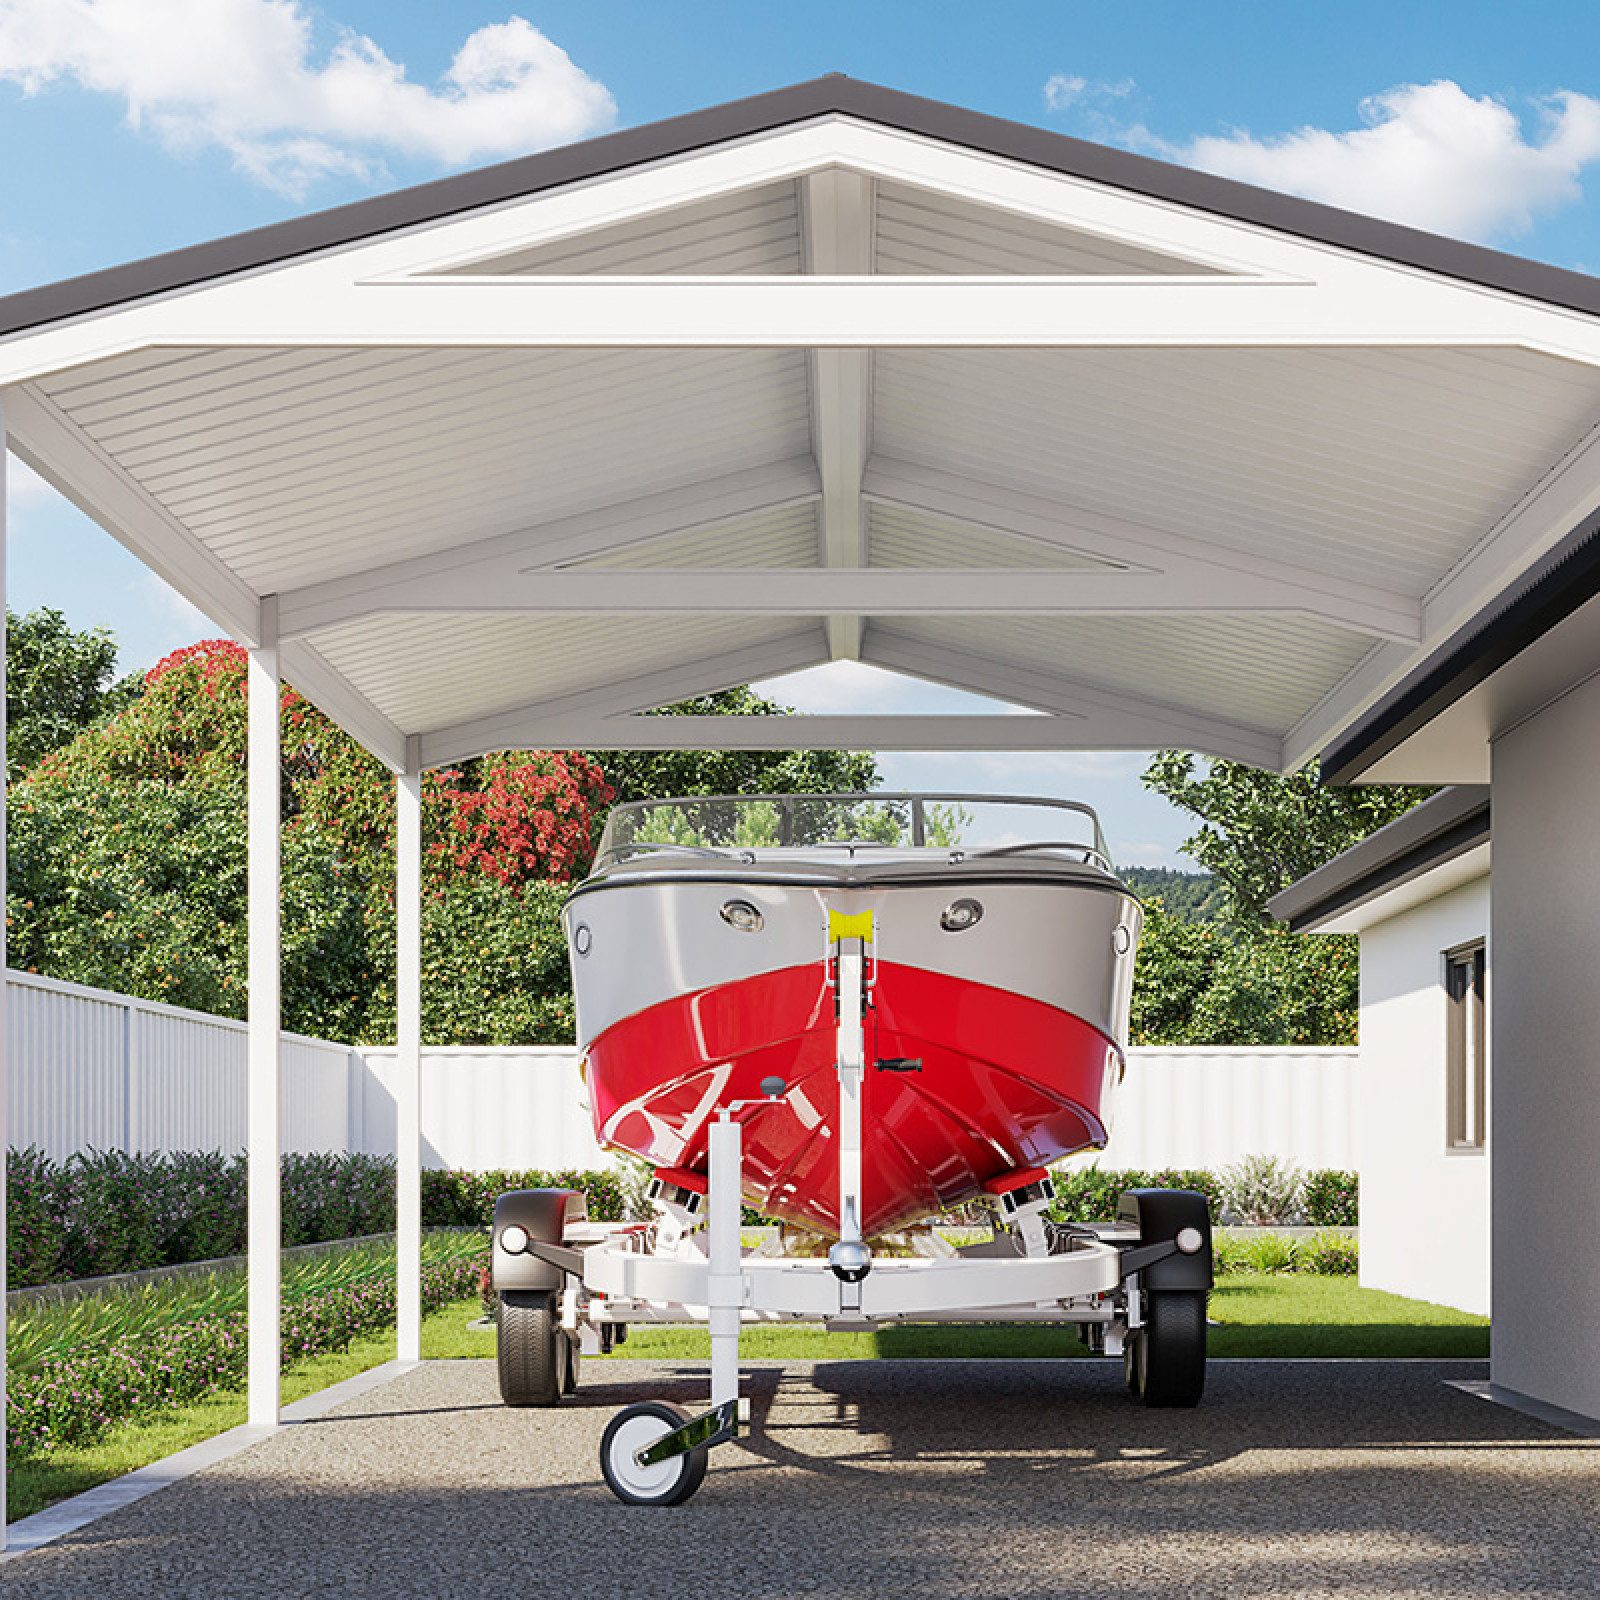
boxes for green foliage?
[7,1148,633,1288]
[1141,750,1432,931]
[419,1165,627,1226]
[5,607,139,780]
[1046,1165,1222,1225]
[1297,1230,1360,1275]
[9,649,875,1046]
[1121,866,1224,923]
[1130,902,1359,1046]
[1302,1168,1360,1227]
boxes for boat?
[562,792,1143,1238]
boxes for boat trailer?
[491,917,1213,1504]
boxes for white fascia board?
[862,457,1422,642]
[863,629,1284,768]
[416,630,827,767]
[278,565,1420,638]
[275,457,821,638]
[2,384,260,641]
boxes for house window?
[1445,942,1487,1151]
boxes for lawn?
[423,1274,1490,1362]
[6,1274,1488,1523]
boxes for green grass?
[5,1292,488,1524]
[7,1274,1489,1525]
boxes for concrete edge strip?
[1446,1378,1600,1438]
[1,1358,421,1560]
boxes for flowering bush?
[7,1149,633,1288]
[7,1251,483,1459]
[1302,1168,1360,1227]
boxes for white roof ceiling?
[5,79,1600,774]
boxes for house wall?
[1355,875,1490,1315]
[1492,675,1600,1422]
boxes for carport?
[5,76,1600,1532]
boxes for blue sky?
[7,1,1600,865]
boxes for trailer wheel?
[1134,1290,1207,1408]
[600,1402,709,1506]
[497,1290,563,1407]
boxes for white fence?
[6,970,1356,1173]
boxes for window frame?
[1444,939,1488,1153]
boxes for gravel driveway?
[5,1357,1599,1599]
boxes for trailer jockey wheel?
[497,1290,563,1407]
[1133,1290,1207,1409]
[600,1402,710,1506]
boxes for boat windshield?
[593,793,1113,872]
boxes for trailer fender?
[492,1189,588,1293]
[1116,1188,1213,1291]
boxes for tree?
[8,643,877,1046]
[1142,751,1433,931]
[6,607,139,779]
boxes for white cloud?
[0,0,616,197]
[1044,73,1134,115]
[1140,80,1600,243]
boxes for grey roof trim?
[1319,504,1600,785]
[8,76,1600,340]
[1267,785,1490,933]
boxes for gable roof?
[5,77,1600,776]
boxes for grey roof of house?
[1268,785,1491,933]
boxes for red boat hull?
[586,959,1121,1236]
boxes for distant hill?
[1119,866,1225,924]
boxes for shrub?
[1219,1154,1304,1225]
[1235,1230,1299,1274]
[1302,1168,1359,1227]
[1297,1230,1359,1275]
[1046,1166,1222,1226]
[5,1149,636,1288]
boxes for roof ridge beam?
[862,456,1422,642]
[276,457,820,638]
[801,168,875,661]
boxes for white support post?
[247,597,282,1428]
[2,395,12,1543]
[835,940,866,1252]
[706,1116,743,1411]
[396,748,423,1362]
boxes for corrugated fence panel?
[134,1006,246,1154]
[8,971,1357,1174]
[1072,1048,1360,1172]
[360,1049,606,1170]
[9,975,130,1159]
[281,1036,359,1155]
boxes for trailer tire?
[497,1290,563,1407]
[1134,1290,1207,1408]
[600,1402,709,1506]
